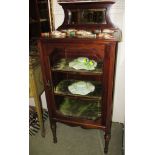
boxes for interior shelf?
[54,79,102,100]
[38,1,47,4]
[52,58,103,75]
[40,18,48,22]
[58,97,101,120]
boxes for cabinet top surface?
[40,29,121,43]
[39,37,120,43]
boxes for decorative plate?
[69,57,97,70]
[68,81,95,95]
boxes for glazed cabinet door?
[39,40,117,128]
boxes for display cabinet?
[38,0,121,153]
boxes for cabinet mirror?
[68,9,106,24]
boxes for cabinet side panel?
[38,41,57,119]
[102,42,117,131]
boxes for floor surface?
[30,120,123,155]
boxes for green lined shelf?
[52,58,103,75]
[58,97,101,120]
[54,80,102,100]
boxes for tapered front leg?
[51,121,57,143]
[104,132,111,154]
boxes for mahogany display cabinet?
[38,0,121,153]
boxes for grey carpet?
[30,120,123,155]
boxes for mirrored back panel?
[68,9,106,24]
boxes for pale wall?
[30,0,125,123]
[110,0,125,123]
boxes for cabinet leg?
[51,121,57,143]
[41,127,45,137]
[38,96,45,138]
[104,133,111,154]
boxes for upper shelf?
[52,58,103,75]
[38,1,48,4]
